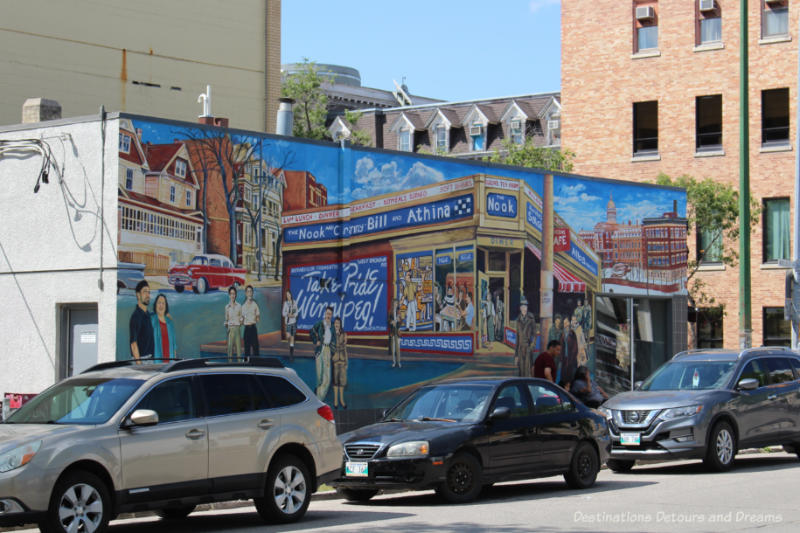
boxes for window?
[185,190,192,207]
[697,3,722,45]
[763,307,791,346]
[763,197,790,262]
[762,88,790,145]
[697,224,722,263]
[765,358,794,383]
[696,95,722,151]
[174,159,187,178]
[492,384,530,418]
[200,374,257,416]
[169,185,176,203]
[435,125,448,152]
[635,4,658,52]
[528,383,573,413]
[256,375,306,407]
[125,168,133,190]
[696,307,723,348]
[137,377,196,423]
[510,119,524,144]
[762,0,789,38]
[471,124,485,151]
[633,101,658,154]
[399,129,411,152]
[739,360,768,387]
[118,133,131,153]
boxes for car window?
[137,377,196,424]
[210,258,221,267]
[492,384,530,418]
[739,360,768,388]
[528,383,573,414]
[256,375,306,408]
[765,358,795,385]
[200,374,255,416]
[792,359,800,380]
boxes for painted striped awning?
[525,241,586,293]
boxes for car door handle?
[258,419,274,430]
[768,394,778,401]
[185,428,206,440]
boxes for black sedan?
[330,377,610,503]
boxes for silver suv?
[0,357,341,532]
[600,347,800,472]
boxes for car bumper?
[329,456,448,492]
[607,417,707,460]
[168,274,192,287]
[0,507,45,528]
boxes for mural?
[116,116,687,411]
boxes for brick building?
[562,0,796,348]
[282,170,328,211]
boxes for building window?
[697,224,722,263]
[186,190,191,207]
[125,168,133,190]
[435,125,448,152]
[174,159,187,178]
[510,119,524,144]
[697,2,722,44]
[696,95,722,151]
[399,129,411,152]
[697,307,723,348]
[119,133,131,153]
[762,88,790,146]
[762,0,789,38]
[763,197,790,262]
[169,185,176,203]
[633,101,658,154]
[470,124,485,151]
[763,307,790,346]
[635,4,658,52]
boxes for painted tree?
[486,137,576,172]
[281,59,330,141]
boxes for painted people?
[461,291,475,331]
[331,317,348,409]
[282,290,298,361]
[310,305,335,400]
[481,286,494,347]
[224,285,243,361]
[151,293,177,362]
[130,280,154,361]
[514,297,537,377]
[494,291,504,341]
[242,285,260,357]
[562,313,583,384]
[401,270,418,331]
[389,298,402,368]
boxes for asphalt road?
[11,452,800,533]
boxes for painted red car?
[168,253,247,294]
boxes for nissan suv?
[0,357,341,532]
[600,347,800,473]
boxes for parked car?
[168,254,247,294]
[600,347,800,473]
[330,377,609,503]
[0,357,340,532]
[116,262,146,294]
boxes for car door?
[119,376,209,502]
[527,382,580,471]
[479,382,537,476]
[731,359,776,447]
[209,257,223,289]
[200,373,278,493]
[763,357,800,440]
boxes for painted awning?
[553,262,586,293]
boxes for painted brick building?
[562,0,797,347]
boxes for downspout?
[98,105,106,291]
[264,0,269,132]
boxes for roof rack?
[81,358,178,374]
[163,356,285,373]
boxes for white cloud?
[529,0,560,14]
[351,157,444,199]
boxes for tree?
[486,137,576,172]
[281,59,329,140]
[343,110,372,146]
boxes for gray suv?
[600,347,800,472]
[0,358,341,532]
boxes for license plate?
[621,432,641,446]
[345,461,368,477]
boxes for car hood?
[341,420,471,447]
[0,423,87,453]
[604,389,720,410]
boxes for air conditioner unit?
[765,0,784,5]
[635,5,655,20]
[510,119,522,131]
[469,124,483,136]
[699,0,715,11]
[548,119,560,131]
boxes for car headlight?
[598,406,613,419]
[386,441,429,458]
[658,405,703,421]
[0,441,42,473]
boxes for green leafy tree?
[343,110,372,146]
[486,137,575,172]
[281,59,329,140]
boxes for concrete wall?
[0,116,119,396]
[0,0,281,132]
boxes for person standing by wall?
[310,306,335,400]
[282,290,298,361]
[331,316,348,409]
[242,285,260,357]
[150,293,177,362]
[224,286,243,361]
[130,280,154,361]
[514,297,536,377]
[533,340,561,382]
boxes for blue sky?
[281,0,562,102]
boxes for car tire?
[196,277,208,294]
[254,454,311,524]
[40,470,111,533]
[435,452,482,503]
[174,285,185,293]
[564,441,600,489]
[704,421,736,472]
[337,488,378,502]
[784,443,800,459]
[606,459,635,473]
[156,505,196,520]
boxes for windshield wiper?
[418,417,456,422]
[381,417,403,422]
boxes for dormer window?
[510,118,524,144]
[435,125,448,152]
[119,133,131,153]
[470,123,485,151]
[399,129,411,151]
[175,159,187,178]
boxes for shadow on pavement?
[620,453,800,476]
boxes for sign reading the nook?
[486,193,517,218]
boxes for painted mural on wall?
[116,115,687,410]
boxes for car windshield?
[5,377,143,425]
[384,384,493,423]
[190,256,207,265]
[640,360,736,391]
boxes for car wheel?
[564,441,600,489]
[783,443,800,459]
[196,277,208,294]
[156,505,195,520]
[40,470,111,533]
[174,285,185,293]
[704,421,736,472]
[254,454,311,524]
[606,459,635,473]
[337,488,378,502]
[435,452,482,503]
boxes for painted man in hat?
[514,296,537,377]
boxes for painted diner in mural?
[115,115,688,415]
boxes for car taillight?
[317,405,335,423]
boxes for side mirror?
[737,378,759,391]
[633,381,643,390]
[488,406,511,420]
[123,409,159,428]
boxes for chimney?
[673,199,677,214]
[22,98,62,123]
[276,97,294,136]
[136,128,143,141]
